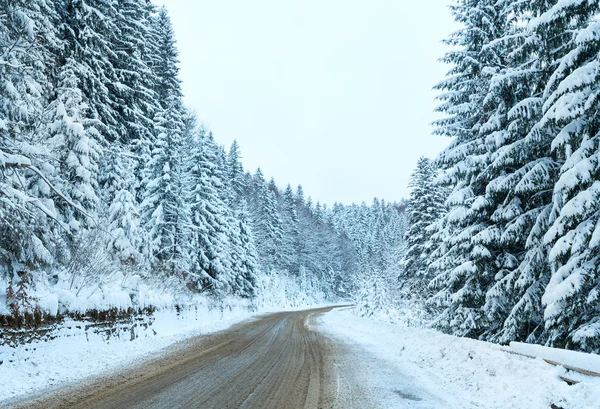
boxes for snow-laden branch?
[2,155,98,225]
[103,148,145,160]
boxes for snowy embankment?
[316,308,600,409]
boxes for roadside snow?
[315,308,600,409]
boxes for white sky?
[160,0,456,205]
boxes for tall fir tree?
[428,0,510,337]
[280,184,301,274]
[0,0,61,272]
[138,6,189,276]
[400,157,446,296]
[249,169,284,271]
[533,1,600,351]
[185,128,232,293]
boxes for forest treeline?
[0,1,405,319]
[400,0,600,353]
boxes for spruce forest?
[0,0,404,326]
[2,0,600,356]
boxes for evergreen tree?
[400,157,445,296]
[248,169,283,271]
[186,128,231,293]
[139,101,189,275]
[150,7,183,108]
[428,0,510,337]
[0,0,60,272]
[109,0,158,145]
[227,140,246,200]
[428,0,599,347]
[223,141,261,297]
[48,61,102,232]
[280,184,301,274]
[105,155,143,269]
[138,5,189,277]
[232,201,259,298]
[479,0,586,344]
[55,0,121,143]
[534,2,600,351]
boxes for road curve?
[11,307,342,409]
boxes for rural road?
[10,306,370,409]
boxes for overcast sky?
[160,0,456,205]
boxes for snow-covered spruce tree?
[0,0,61,274]
[400,157,445,296]
[231,200,259,299]
[54,0,121,144]
[367,198,387,273]
[430,0,595,345]
[248,169,284,271]
[105,154,144,270]
[295,186,315,274]
[149,7,182,109]
[280,184,301,275]
[47,60,102,232]
[476,0,600,346]
[109,0,158,145]
[48,0,150,230]
[138,6,191,277]
[99,0,157,219]
[476,0,571,344]
[223,140,260,298]
[427,0,510,338]
[185,127,232,293]
[297,195,322,280]
[378,201,408,291]
[530,2,600,352]
[139,101,189,276]
[227,140,247,201]
[111,1,160,204]
[356,272,389,318]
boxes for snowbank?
[316,308,600,409]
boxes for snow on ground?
[315,308,600,409]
